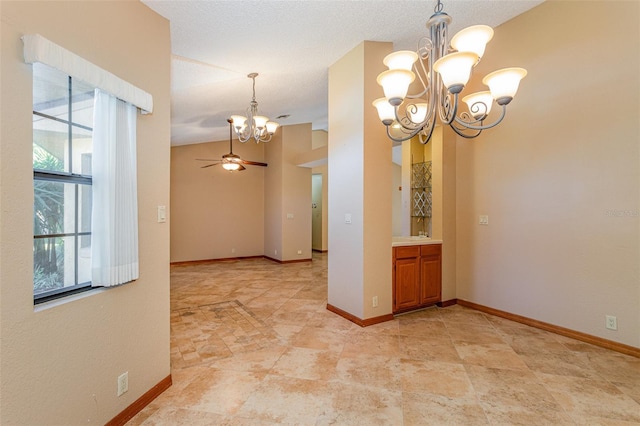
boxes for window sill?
[34,287,107,312]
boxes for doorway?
[312,174,323,251]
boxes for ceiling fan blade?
[196,158,221,162]
[237,164,246,171]
[241,160,268,167]
[200,163,218,168]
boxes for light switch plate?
[479,215,489,225]
[157,205,167,223]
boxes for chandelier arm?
[235,123,251,142]
[255,131,272,143]
[453,104,507,131]
[385,126,421,143]
[449,121,482,139]
[406,89,429,100]
[406,46,431,99]
[438,92,459,125]
[394,107,424,132]
[418,119,436,145]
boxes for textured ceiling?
[142,0,544,146]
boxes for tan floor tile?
[402,392,489,425]
[131,407,226,425]
[235,375,333,423]
[270,346,339,381]
[401,358,474,398]
[480,404,576,425]
[207,345,288,373]
[334,352,402,391]
[321,381,403,425]
[446,322,507,344]
[521,350,606,380]
[133,253,640,425]
[399,335,461,364]
[455,341,530,370]
[290,325,348,352]
[398,317,451,339]
[539,373,640,423]
[342,332,401,358]
[585,351,640,385]
[169,368,266,416]
[466,365,564,413]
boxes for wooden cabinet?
[393,244,441,314]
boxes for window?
[33,63,95,303]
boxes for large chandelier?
[373,0,527,144]
[230,73,279,143]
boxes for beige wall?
[171,139,265,262]
[328,41,393,319]
[455,0,639,347]
[0,1,171,423]
[264,123,312,261]
[433,126,457,302]
[392,163,402,236]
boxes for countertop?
[392,236,443,247]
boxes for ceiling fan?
[197,118,268,171]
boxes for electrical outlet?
[117,372,128,397]
[231,248,236,254]
[479,215,489,225]
[297,250,302,255]
[372,296,379,308]
[605,315,617,330]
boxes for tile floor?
[130,253,640,425]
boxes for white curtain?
[91,89,139,287]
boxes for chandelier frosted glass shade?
[376,69,416,106]
[433,52,478,94]
[383,50,419,71]
[231,73,279,143]
[230,115,247,129]
[462,91,494,119]
[373,0,527,144]
[372,97,396,125]
[408,102,429,123]
[450,25,494,59]
[483,67,528,104]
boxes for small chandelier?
[230,73,279,143]
[373,0,527,144]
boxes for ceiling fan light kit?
[373,0,527,144]
[197,119,268,171]
[231,73,279,144]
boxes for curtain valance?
[22,33,153,113]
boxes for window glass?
[33,119,67,173]
[32,63,94,302]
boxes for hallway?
[130,253,640,424]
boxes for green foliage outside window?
[33,145,64,293]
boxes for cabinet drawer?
[394,246,420,259]
[421,244,441,256]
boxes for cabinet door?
[394,257,420,312]
[420,247,441,305]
